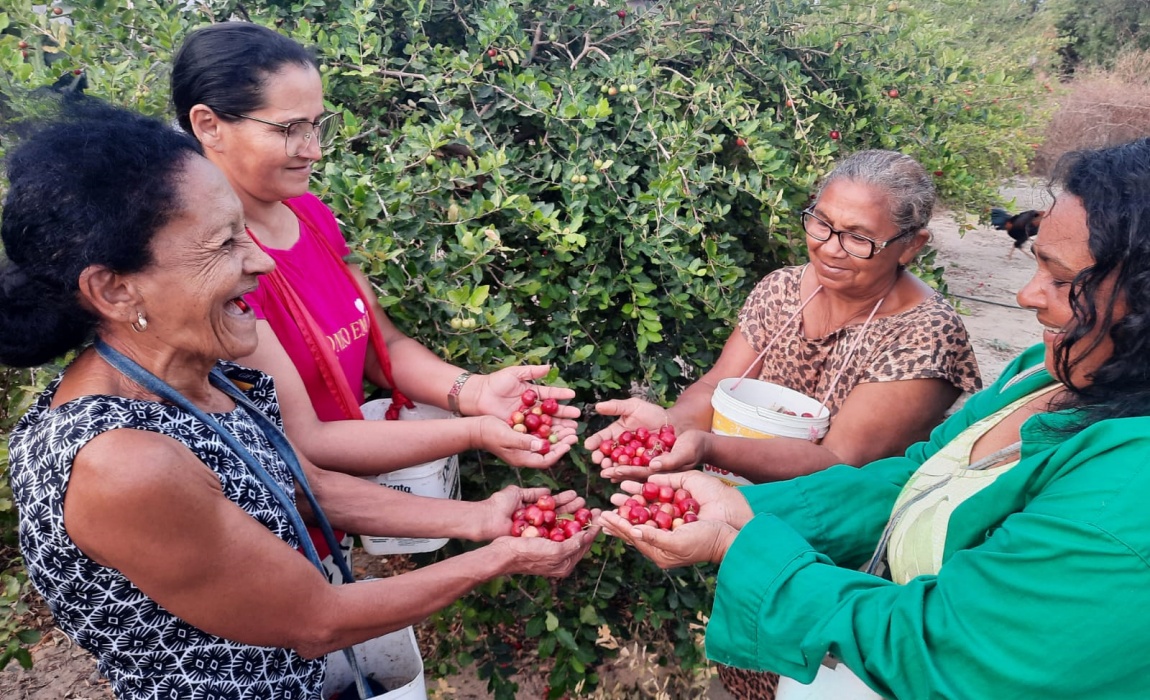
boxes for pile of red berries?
[510,494,594,541]
[617,482,699,530]
[509,389,561,454]
[596,425,676,466]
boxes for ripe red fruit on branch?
[830,130,841,141]
[888,88,899,98]
[488,48,497,57]
[617,9,627,19]
[735,137,747,147]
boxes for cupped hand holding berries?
[607,473,754,530]
[476,414,579,468]
[598,507,737,569]
[584,398,673,469]
[478,485,591,541]
[600,427,709,481]
[497,520,602,578]
[471,365,580,421]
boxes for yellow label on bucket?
[711,410,782,440]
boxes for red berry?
[562,519,583,538]
[52,7,63,15]
[653,511,673,530]
[522,525,541,538]
[521,389,538,406]
[524,413,542,432]
[537,441,550,455]
[512,507,527,521]
[641,482,661,502]
[619,431,633,444]
[735,137,747,147]
[634,427,650,442]
[629,506,650,525]
[540,397,559,415]
[673,488,691,505]
[680,498,700,514]
[550,529,567,542]
[488,48,498,57]
[933,170,944,177]
[617,9,627,19]
[18,41,28,50]
[830,130,841,140]
[525,505,545,526]
[888,88,899,98]
[658,485,675,504]
[661,433,676,448]
[542,509,556,526]
[511,520,528,536]
[683,511,699,524]
[574,508,592,525]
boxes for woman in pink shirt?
[171,22,577,478]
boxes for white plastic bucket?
[359,399,462,556]
[704,377,830,486]
[323,625,427,700]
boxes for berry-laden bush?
[0,0,1046,693]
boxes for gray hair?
[815,150,935,234]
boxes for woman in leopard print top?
[586,150,981,699]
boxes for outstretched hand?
[472,365,580,421]
[475,415,579,469]
[599,428,710,481]
[608,473,754,530]
[598,510,736,569]
[583,398,672,471]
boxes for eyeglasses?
[212,109,339,157]
[801,208,912,260]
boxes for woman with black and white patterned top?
[0,100,598,699]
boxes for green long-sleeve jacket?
[707,343,1150,699]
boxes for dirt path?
[0,183,1052,699]
[929,180,1050,387]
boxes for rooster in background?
[991,207,1045,259]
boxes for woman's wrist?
[447,370,473,416]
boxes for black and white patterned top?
[9,361,326,699]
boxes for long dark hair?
[0,100,202,368]
[171,22,319,134]
[1052,137,1150,427]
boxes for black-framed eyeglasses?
[801,208,913,260]
[211,108,339,157]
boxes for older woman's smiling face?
[129,156,275,364]
[806,179,924,297]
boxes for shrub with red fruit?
[617,483,699,530]
[595,424,676,466]
[508,389,561,454]
[510,495,592,542]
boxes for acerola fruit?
[488,48,498,57]
[607,86,619,96]
[830,130,841,140]
[521,389,538,406]
[537,494,556,511]
[735,137,747,147]
[18,41,28,49]
[52,7,63,15]
[641,482,661,502]
[541,398,559,415]
[933,170,944,177]
[617,9,627,19]
[888,88,899,98]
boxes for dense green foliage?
[1053,0,1150,72]
[0,0,1049,694]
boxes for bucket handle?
[732,281,823,391]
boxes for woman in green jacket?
[600,137,1150,699]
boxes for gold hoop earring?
[130,311,148,333]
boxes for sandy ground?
[0,183,1052,699]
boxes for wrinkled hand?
[583,398,671,471]
[600,428,710,482]
[474,415,579,469]
[476,485,589,541]
[472,365,580,421]
[496,522,602,578]
[607,473,754,530]
[598,510,736,569]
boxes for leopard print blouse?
[737,265,982,417]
